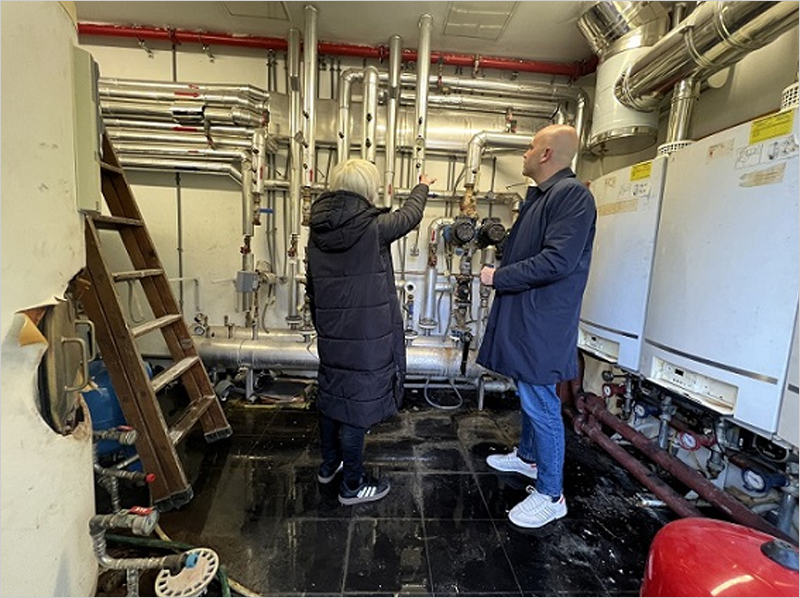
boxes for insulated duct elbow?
[615,1,800,112]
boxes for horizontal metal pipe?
[103,118,256,138]
[99,77,270,103]
[399,93,558,118]
[195,335,487,379]
[107,129,251,149]
[399,73,587,103]
[114,142,246,161]
[99,82,268,114]
[118,156,242,181]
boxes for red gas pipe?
[78,23,597,80]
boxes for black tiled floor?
[154,388,674,596]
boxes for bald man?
[477,124,596,529]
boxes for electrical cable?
[422,376,463,410]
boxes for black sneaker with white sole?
[317,461,343,484]
[338,474,391,505]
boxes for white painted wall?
[1,2,98,596]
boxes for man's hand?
[419,173,436,186]
[480,265,495,287]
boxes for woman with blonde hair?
[307,159,434,505]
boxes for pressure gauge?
[678,431,699,452]
[742,468,767,492]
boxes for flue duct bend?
[577,1,671,155]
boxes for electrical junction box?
[235,270,260,293]
[579,156,667,371]
[72,46,102,213]
[641,108,799,436]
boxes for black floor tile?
[424,519,521,595]
[420,473,493,520]
[345,519,429,593]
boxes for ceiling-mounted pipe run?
[78,22,596,79]
[414,14,433,178]
[616,0,800,112]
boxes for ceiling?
[74,1,597,64]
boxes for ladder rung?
[151,356,200,394]
[100,161,125,175]
[131,314,183,338]
[91,214,143,230]
[168,395,216,445]
[112,268,164,282]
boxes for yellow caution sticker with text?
[630,161,652,181]
[750,111,794,144]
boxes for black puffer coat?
[307,184,427,428]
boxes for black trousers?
[318,412,367,489]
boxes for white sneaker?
[486,448,538,480]
[508,486,567,529]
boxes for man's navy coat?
[477,168,596,385]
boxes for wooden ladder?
[77,132,232,511]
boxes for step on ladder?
[77,132,232,511]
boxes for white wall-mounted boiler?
[640,109,799,438]
[579,156,667,371]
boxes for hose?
[156,523,261,597]
[423,376,464,410]
[105,533,233,597]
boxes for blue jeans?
[319,413,367,489]
[515,381,565,499]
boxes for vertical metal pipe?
[362,66,379,163]
[385,34,403,209]
[240,157,254,313]
[664,77,700,143]
[414,14,433,179]
[302,5,318,187]
[337,70,361,163]
[287,28,302,325]
[572,92,588,173]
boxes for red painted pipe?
[574,391,794,543]
[77,23,597,79]
[563,403,704,519]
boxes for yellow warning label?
[749,111,794,144]
[598,198,638,216]
[630,162,652,181]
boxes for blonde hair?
[330,159,381,203]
